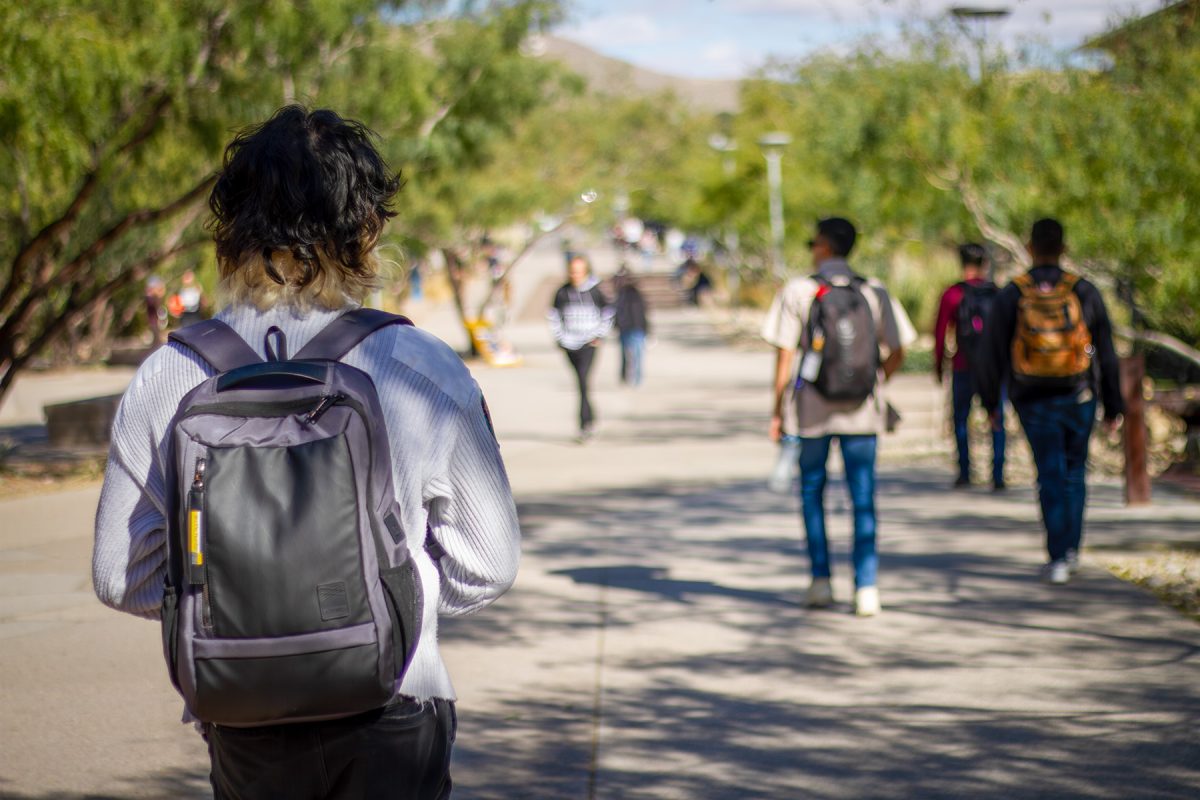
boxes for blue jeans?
[798,435,878,588]
[952,369,1006,484]
[1014,394,1098,562]
[619,330,646,386]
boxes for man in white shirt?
[762,217,917,616]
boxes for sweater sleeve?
[425,386,521,616]
[933,285,960,378]
[92,370,173,620]
[1082,281,1125,420]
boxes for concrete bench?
[43,394,123,448]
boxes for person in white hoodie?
[548,256,614,442]
[92,105,520,799]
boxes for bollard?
[1120,355,1151,506]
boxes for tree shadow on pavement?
[0,766,209,800]
[446,468,1200,799]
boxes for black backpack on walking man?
[161,308,423,727]
[805,274,880,402]
[955,280,999,368]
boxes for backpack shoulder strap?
[1013,273,1036,295]
[1058,271,1081,292]
[168,319,263,372]
[294,308,414,361]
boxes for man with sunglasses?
[762,217,916,616]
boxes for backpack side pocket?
[379,560,423,679]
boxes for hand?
[769,413,783,443]
[989,409,1002,432]
[1103,415,1123,436]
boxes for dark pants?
[1014,393,1098,562]
[565,345,597,431]
[798,434,879,588]
[207,697,455,800]
[951,369,1006,484]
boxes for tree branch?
[0,175,215,356]
[419,66,485,139]
[474,216,571,318]
[956,173,1029,271]
[1115,325,1200,371]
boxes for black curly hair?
[208,105,401,305]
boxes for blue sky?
[557,0,1170,78]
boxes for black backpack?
[162,309,423,726]
[954,280,999,366]
[806,274,880,402]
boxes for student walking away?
[934,243,1007,490]
[977,218,1123,586]
[177,269,206,327]
[614,266,650,387]
[763,217,917,616]
[93,106,520,800]
[548,255,614,442]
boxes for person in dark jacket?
[977,218,1124,585]
[613,267,650,386]
[548,255,614,442]
[934,243,1007,490]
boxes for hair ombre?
[208,106,402,309]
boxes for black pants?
[565,345,597,431]
[207,697,455,800]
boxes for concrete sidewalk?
[1,305,1198,799]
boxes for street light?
[949,6,1011,81]
[758,132,791,278]
[708,133,740,256]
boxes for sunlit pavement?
[2,298,1198,799]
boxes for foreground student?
[763,217,916,616]
[977,218,1123,585]
[93,106,520,799]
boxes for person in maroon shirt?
[934,243,1006,490]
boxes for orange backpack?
[1011,272,1093,387]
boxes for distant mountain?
[534,35,741,113]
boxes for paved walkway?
[2,250,1199,798]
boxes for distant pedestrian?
[614,267,650,386]
[94,105,520,798]
[144,276,167,346]
[548,255,614,442]
[177,269,205,327]
[977,218,1123,585]
[763,217,917,616]
[681,259,712,306]
[934,243,1006,490]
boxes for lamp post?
[949,6,1011,81]
[707,133,739,253]
[758,132,791,278]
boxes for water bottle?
[768,435,801,493]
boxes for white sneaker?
[805,577,834,608]
[1043,560,1070,585]
[854,586,881,617]
[1065,549,1081,574]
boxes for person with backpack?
[977,218,1124,585]
[613,266,650,387]
[548,255,614,442]
[934,243,1007,490]
[93,106,520,799]
[763,217,917,616]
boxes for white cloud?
[561,13,669,49]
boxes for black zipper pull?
[305,393,344,424]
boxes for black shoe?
[992,481,1007,492]
[953,476,971,489]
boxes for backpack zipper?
[305,393,346,424]
[188,457,213,630]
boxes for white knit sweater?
[93,303,521,704]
